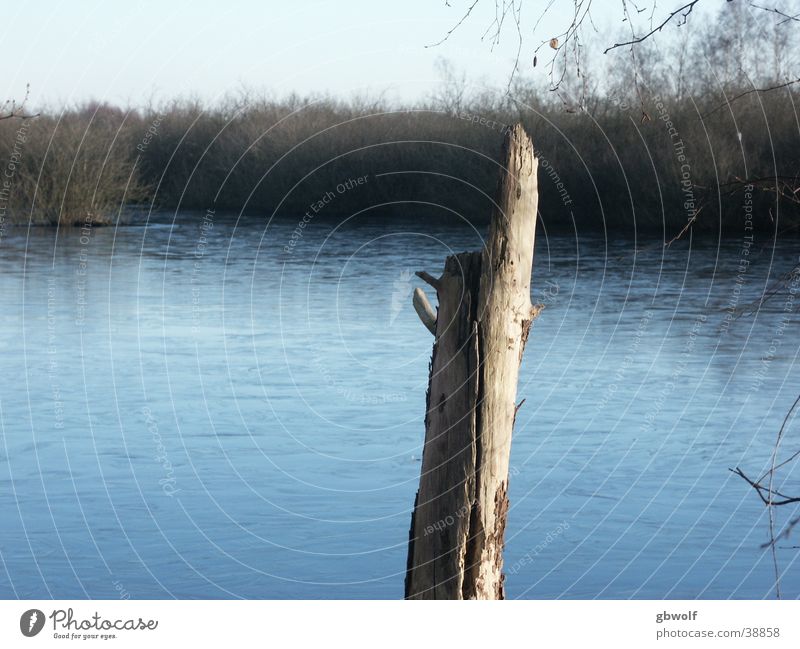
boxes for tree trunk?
[405,124,539,600]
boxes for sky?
[0,0,697,109]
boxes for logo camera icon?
[20,609,45,637]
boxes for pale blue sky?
[0,0,688,108]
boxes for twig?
[604,0,701,53]
[700,77,800,119]
[750,3,800,24]
[0,84,39,121]
[426,0,481,47]
[762,394,800,484]
[514,398,526,415]
[729,468,800,507]
[763,515,800,549]
[731,395,800,598]
[664,207,702,246]
[733,261,800,317]
[768,396,800,599]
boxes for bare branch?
[732,393,800,597]
[750,3,800,24]
[0,84,39,121]
[426,0,481,48]
[729,468,800,507]
[700,77,800,119]
[664,209,701,246]
[604,0,702,53]
[762,515,800,549]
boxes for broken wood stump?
[405,123,539,600]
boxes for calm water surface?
[1,213,798,598]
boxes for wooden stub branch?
[405,124,538,599]
[412,287,437,335]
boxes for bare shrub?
[0,102,148,226]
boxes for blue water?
[1,213,799,599]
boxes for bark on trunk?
[405,124,539,600]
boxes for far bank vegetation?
[0,3,797,234]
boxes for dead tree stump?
[405,124,539,600]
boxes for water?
[1,213,799,599]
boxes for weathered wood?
[412,287,437,335]
[405,124,538,600]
